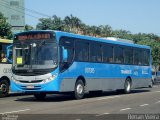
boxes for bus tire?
[149,80,153,88]
[0,79,9,97]
[152,79,155,85]
[34,93,46,101]
[74,80,85,100]
[124,78,132,94]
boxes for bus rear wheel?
[0,80,9,97]
[124,78,132,94]
[34,93,46,101]
[74,80,85,100]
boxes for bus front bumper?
[11,80,60,93]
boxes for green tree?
[36,14,160,49]
[112,29,132,40]
[138,40,160,64]
[87,26,101,37]
[99,25,113,37]
[36,15,64,30]
[0,12,12,39]
[36,18,52,30]
[25,24,34,31]
[51,15,64,30]
[64,14,82,33]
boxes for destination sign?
[16,33,51,40]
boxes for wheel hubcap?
[126,81,131,92]
[0,84,7,93]
[77,84,83,94]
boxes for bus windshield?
[13,40,58,74]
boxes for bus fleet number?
[85,68,95,74]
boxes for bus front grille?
[21,86,41,90]
[19,80,43,83]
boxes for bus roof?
[55,31,151,49]
[14,30,151,49]
[0,38,13,43]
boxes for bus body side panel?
[59,62,151,92]
[0,64,12,81]
[11,62,151,93]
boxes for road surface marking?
[140,104,149,107]
[153,86,159,88]
[155,90,160,92]
[155,101,160,103]
[0,109,30,114]
[120,108,132,111]
[97,96,121,101]
[96,113,110,117]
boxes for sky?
[25,0,160,35]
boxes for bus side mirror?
[7,45,13,63]
[62,47,68,62]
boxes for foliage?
[37,15,64,31]
[36,14,113,37]
[0,12,12,39]
[36,14,160,64]
[25,24,34,31]
[138,40,160,64]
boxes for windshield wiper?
[39,40,46,47]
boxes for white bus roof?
[101,37,134,44]
[0,39,13,43]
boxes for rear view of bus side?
[11,30,152,100]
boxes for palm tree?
[99,25,113,37]
[64,14,82,33]
[36,18,53,30]
[71,16,82,33]
[52,15,64,31]
[64,15,72,31]
[79,23,87,35]
[89,26,101,37]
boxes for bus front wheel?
[0,80,9,97]
[34,93,46,101]
[74,80,85,100]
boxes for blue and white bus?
[11,30,152,100]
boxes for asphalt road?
[0,83,160,120]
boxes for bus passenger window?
[90,43,102,63]
[0,43,8,63]
[114,46,124,64]
[143,50,150,65]
[84,50,89,61]
[75,41,89,62]
[77,48,88,61]
[77,51,83,61]
[0,52,7,63]
[124,48,133,64]
[103,45,113,63]
[59,37,74,71]
[109,58,113,63]
[134,49,142,65]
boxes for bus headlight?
[43,74,57,83]
[11,76,19,84]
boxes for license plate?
[26,85,34,89]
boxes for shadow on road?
[15,93,82,102]
[14,88,151,102]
